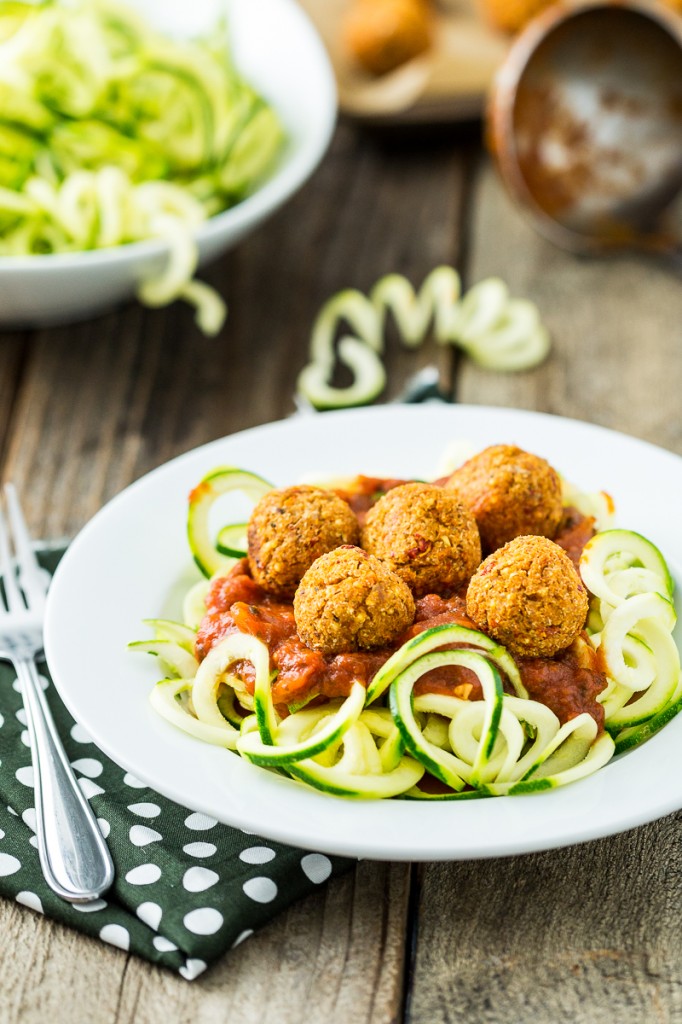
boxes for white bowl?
[0,0,336,328]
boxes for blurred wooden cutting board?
[297,0,508,123]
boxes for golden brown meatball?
[445,445,563,553]
[247,485,359,599]
[361,482,481,597]
[343,0,432,76]
[466,535,589,658]
[294,545,415,654]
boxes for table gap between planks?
[0,120,681,1024]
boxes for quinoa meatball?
[465,535,589,658]
[445,445,563,553]
[247,485,359,599]
[294,545,415,654]
[361,482,481,596]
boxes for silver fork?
[0,484,114,902]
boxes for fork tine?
[4,484,49,608]
[0,496,24,613]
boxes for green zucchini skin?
[613,681,682,755]
[215,522,248,559]
[580,529,680,742]
[187,466,272,578]
[580,529,674,606]
[366,622,527,705]
[237,684,366,766]
[388,650,504,792]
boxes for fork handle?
[18,658,115,902]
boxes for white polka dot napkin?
[0,550,352,980]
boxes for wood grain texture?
[408,816,682,1024]
[0,863,409,1024]
[0,331,30,460]
[1,124,470,539]
[457,160,682,456]
[0,123,471,1024]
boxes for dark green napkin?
[0,549,352,980]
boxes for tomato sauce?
[195,560,388,708]
[403,594,486,699]
[333,475,408,525]
[555,506,597,569]
[194,489,605,726]
[519,635,606,730]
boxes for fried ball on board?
[247,485,359,599]
[361,482,481,596]
[445,444,563,553]
[294,545,415,654]
[466,534,589,658]
[343,0,432,76]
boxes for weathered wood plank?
[0,863,409,1024]
[0,332,30,460]
[408,817,682,1024]
[1,124,469,538]
[0,894,128,1023]
[0,122,471,1024]
[457,160,682,456]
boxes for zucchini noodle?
[296,267,551,410]
[580,531,680,745]
[0,0,285,332]
[131,450,681,800]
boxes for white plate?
[44,406,682,861]
[0,0,336,326]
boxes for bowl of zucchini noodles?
[0,0,336,330]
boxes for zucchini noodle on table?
[0,0,285,333]
[131,448,681,801]
[296,266,552,410]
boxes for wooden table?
[1,118,681,1024]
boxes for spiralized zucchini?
[296,267,551,410]
[186,466,273,577]
[131,456,681,800]
[580,531,680,745]
[0,0,285,332]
